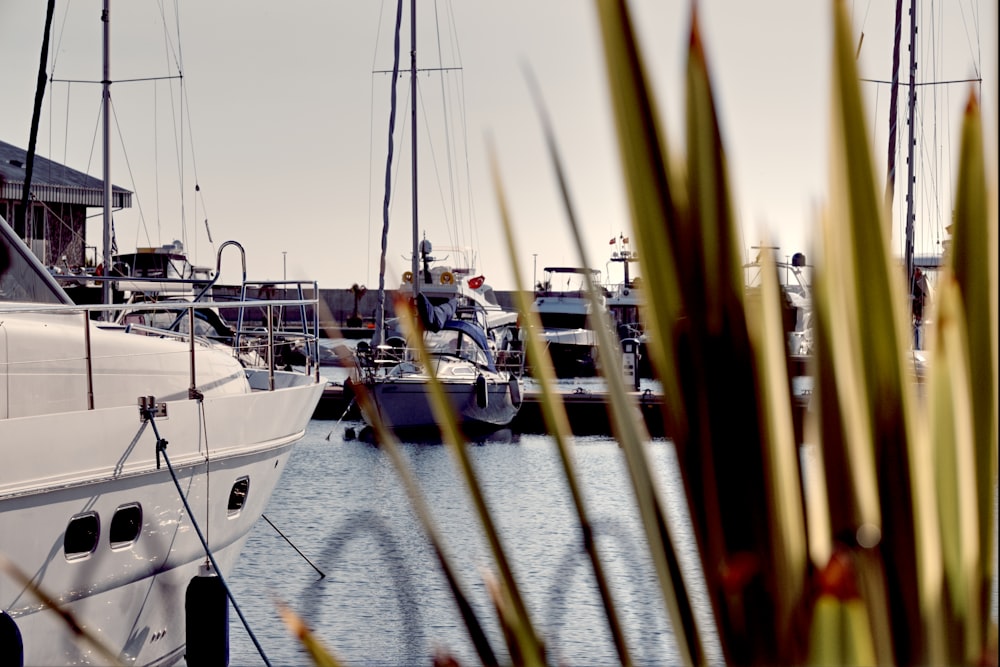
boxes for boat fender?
[508,377,522,408]
[403,271,413,283]
[440,271,454,285]
[0,611,22,666]
[186,571,229,666]
[475,374,488,408]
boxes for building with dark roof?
[0,138,131,268]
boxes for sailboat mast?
[902,0,918,284]
[101,0,113,312]
[409,0,420,299]
[884,0,904,208]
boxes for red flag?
[609,237,616,245]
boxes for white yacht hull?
[0,376,323,666]
[0,305,324,666]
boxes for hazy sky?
[0,1,995,290]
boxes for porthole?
[110,504,142,549]
[0,611,23,666]
[64,513,100,560]
[228,477,250,515]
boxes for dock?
[315,380,669,437]
[315,369,810,442]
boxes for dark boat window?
[1,214,73,304]
[228,477,250,515]
[64,513,100,560]
[110,504,142,549]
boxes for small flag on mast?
[110,220,118,255]
[609,237,616,245]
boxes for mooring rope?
[142,402,272,667]
[325,396,357,441]
[261,513,326,579]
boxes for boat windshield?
[424,329,491,368]
[0,215,72,304]
[542,267,601,295]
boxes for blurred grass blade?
[927,277,980,660]
[490,130,634,665]
[347,337,501,667]
[397,301,548,666]
[807,550,878,666]
[592,0,687,445]
[820,1,947,663]
[0,554,124,666]
[682,13,803,664]
[527,61,708,666]
[277,600,344,667]
[945,89,998,663]
[746,250,810,654]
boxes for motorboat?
[529,266,605,378]
[0,214,325,665]
[604,240,650,379]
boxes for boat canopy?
[441,319,496,372]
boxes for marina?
[2,0,996,664]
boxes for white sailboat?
[0,4,325,664]
[352,1,522,435]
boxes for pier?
[316,368,810,442]
[315,380,666,437]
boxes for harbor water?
[223,418,725,666]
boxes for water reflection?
[226,420,721,666]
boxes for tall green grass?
[291,0,997,664]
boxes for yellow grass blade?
[346,344,501,666]
[396,302,547,666]
[945,89,999,664]
[926,277,981,660]
[818,1,946,663]
[0,554,125,666]
[489,129,634,665]
[592,0,687,444]
[277,600,344,667]
[746,250,810,652]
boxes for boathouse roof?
[0,138,132,209]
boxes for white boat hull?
[0,307,324,666]
[0,376,323,666]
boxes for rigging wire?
[141,405,273,667]
[42,0,210,267]
[433,0,462,252]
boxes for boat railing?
[495,347,526,377]
[1,293,322,400]
[352,338,526,381]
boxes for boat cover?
[417,293,457,332]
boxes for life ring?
[403,271,413,283]
[467,275,485,289]
[439,271,454,285]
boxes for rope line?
[143,403,272,667]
